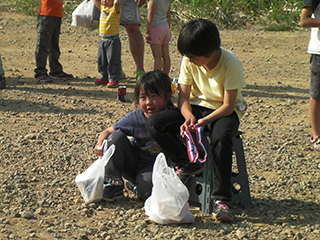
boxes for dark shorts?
[120,0,141,25]
[309,54,320,99]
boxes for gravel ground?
[0,10,320,240]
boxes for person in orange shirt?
[34,0,73,82]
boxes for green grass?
[0,0,305,31]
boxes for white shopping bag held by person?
[75,143,115,203]
[144,153,194,224]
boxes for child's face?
[139,89,167,118]
[187,55,212,67]
[102,0,113,6]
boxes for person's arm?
[178,84,196,135]
[136,0,146,7]
[301,6,320,28]
[145,0,155,41]
[94,126,115,156]
[114,0,122,13]
[166,3,171,27]
[93,0,101,9]
[193,89,238,130]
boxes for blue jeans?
[104,131,153,201]
[34,15,63,77]
[146,105,239,201]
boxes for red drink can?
[118,86,126,102]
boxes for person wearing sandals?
[301,0,320,153]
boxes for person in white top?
[301,0,320,153]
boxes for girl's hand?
[94,143,104,157]
[145,32,151,41]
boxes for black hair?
[177,18,221,58]
[133,70,173,107]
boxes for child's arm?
[179,84,238,133]
[94,126,115,156]
[167,3,171,27]
[301,6,320,28]
[178,84,197,135]
[114,0,122,13]
[93,0,101,9]
[194,89,238,128]
[145,0,155,41]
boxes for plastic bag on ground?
[75,144,115,203]
[144,153,194,224]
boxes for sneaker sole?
[214,213,233,222]
[50,76,74,80]
[35,78,53,83]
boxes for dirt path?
[1,11,320,240]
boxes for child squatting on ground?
[301,0,320,153]
[145,0,171,75]
[94,70,175,202]
[146,19,248,222]
[94,0,122,88]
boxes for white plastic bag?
[71,0,99,30]
[144,153,194,224]
[75,144,115,203]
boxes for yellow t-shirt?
[178,48,247,119]
[99,5,120,36]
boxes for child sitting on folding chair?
[146,19,247,222]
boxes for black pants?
[104,131,153,201]
[34,15,63,77]
[146,105,239,201]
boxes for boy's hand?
[193,118,208,130]
[180,117,196,136]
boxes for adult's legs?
[48,17,63,74]
[124,23,144,73]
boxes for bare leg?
[309,97,320,138]
[124,24,144,73]
[162,43,170,75]
[149,44,163,72]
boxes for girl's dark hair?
[133,70,173,107]
[177,18,221,58]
